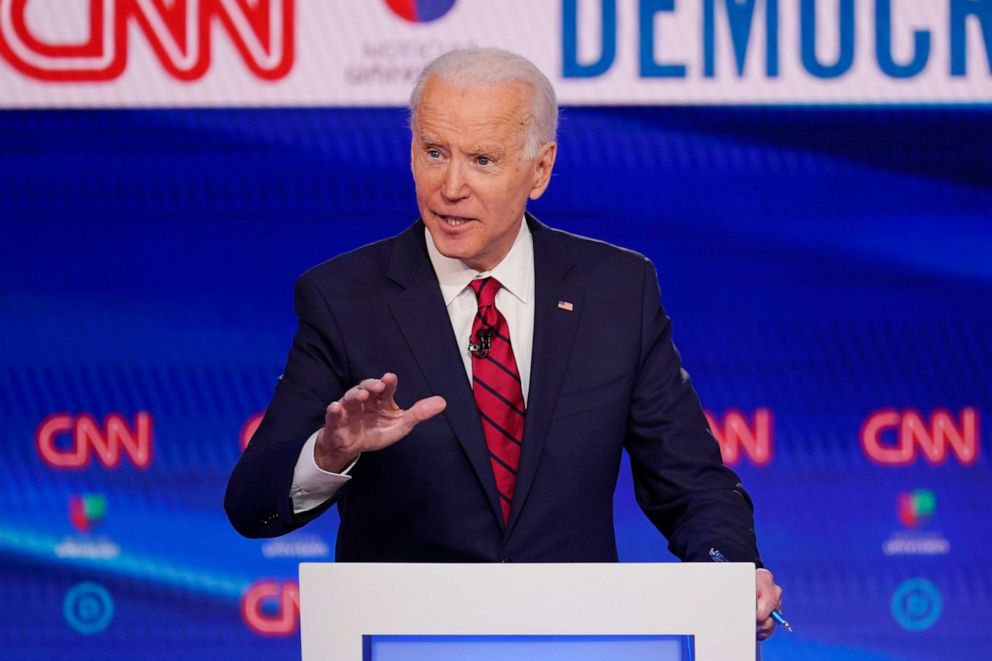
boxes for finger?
[327,396,364,431]
[357,377,387,396]
[325,401,345,428]
[380,372,399,403]
[350,379,385,409]
[341,384,372,409]
[754,569,781,620]
[758,612,777,636]
[761,587,783,620]
[756,597,779,621]
[756,618,776,641]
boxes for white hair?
[409,48,558,158]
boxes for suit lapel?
[507,216,583,532]
[386,223,504,526]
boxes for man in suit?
[225,48,783,639]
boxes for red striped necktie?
[469,277,526,525]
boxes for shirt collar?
[426,218,533,307]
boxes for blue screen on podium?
[364,634,694,660]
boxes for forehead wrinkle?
[416,119,524,157]
[415,85,532,153]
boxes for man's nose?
[440,160,469,200]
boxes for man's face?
[411,76,556,272]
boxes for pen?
[770,609,793,632]
[708,548,794,633]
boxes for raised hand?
[313,372,446,473]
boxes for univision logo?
[59,494,119,560]
[898,489,936,529]
[385,0,456,23]
[883,489,949,557]
[69,494,107,533]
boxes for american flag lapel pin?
[557,300,574,312]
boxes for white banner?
[0,0,990,107]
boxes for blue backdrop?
[1,106,989,660]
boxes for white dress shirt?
[289,219,536,513]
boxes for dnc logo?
[63,582,114,635]
[385,0,455,24]
[891,578,942,632]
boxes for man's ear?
[528,141,558,200]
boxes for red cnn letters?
[862,408,979,466]
[0,0,294,82]
[36,412,153,469]
[241,579,299,636]
[705,408,773,467]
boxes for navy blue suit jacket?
[225,215,761,565]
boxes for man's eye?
[427,149,442,159]
[477,156,491,166]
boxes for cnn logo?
[0,0,294,82]
[36,412,153,469]
[705,408,773,467]
[241,579,299,636]
[861,408,979,466]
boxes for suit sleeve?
[624,258,763,566]
[224,274,350,538]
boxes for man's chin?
[427,223,469,249]
[433,238,494,271]
[433,241,473,263]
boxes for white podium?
[299,562,755,660]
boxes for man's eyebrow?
[418,135,441,146]
[470,144,505,157]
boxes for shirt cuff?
[290,429,357,514]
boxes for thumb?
[408,396,446,424]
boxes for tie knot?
[469,277,501,309]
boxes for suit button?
[499,558,511,563]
